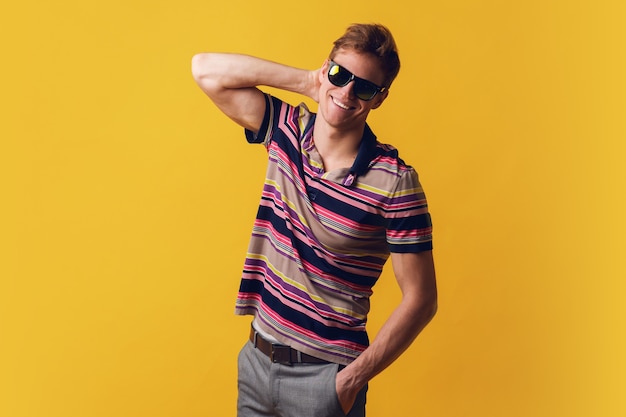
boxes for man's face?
[317,49,389,132]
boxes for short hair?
[329,23,401,88]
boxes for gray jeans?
[237,341,367,417]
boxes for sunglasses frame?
[327,60,386,101]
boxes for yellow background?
[2,1,625,416]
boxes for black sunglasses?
[327,60,386,101]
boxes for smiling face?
[317,48,389,134]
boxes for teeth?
[332,97,350,110]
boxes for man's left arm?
[336,250,438,413]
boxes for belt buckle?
[270,345,292,365]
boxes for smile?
[332,96,354,110]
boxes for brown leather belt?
[249,326,330,365]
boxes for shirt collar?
[342,124,377,186]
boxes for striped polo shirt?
[235,94,432,365]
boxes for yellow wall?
[2,1,624,416]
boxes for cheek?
[371,95,386,109]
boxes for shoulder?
[267,95,315,137]
[372,142,416,179]
[368,143,426,207]
[246,94,314,144]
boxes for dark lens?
[328,61,382,101]
[328,62,352,87]
[353,79,378,101]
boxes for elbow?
[418,290,438,324]
[427,297,438,322]
[404,293,437,338]
[191,53,222,93]
[191,53,211,84]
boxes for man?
[192,23,437,417]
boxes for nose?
[339,80,356,99]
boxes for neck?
[313,118,364,171]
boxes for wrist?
[337,362,369,392]
[303,69,321,102]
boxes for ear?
[371,89,389,109]
[319,59,330,83]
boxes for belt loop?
[297,350,302,363]
[253,330,258,348]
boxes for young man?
[192,23,437,417]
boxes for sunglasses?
[327,60,386,101]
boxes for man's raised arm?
[191,53,320,132]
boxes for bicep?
[208,86,266,133]
[390,251,437,304]
[192,54,266,132]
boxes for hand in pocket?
[335,368,358,415]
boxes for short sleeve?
[244,94,273,145]
[385,168,433,253]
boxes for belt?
[249,326,330,365]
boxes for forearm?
[191,53,316,99]
[341,293,437,390]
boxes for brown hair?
[330,23,401,88]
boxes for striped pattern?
[236,95,432,364]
